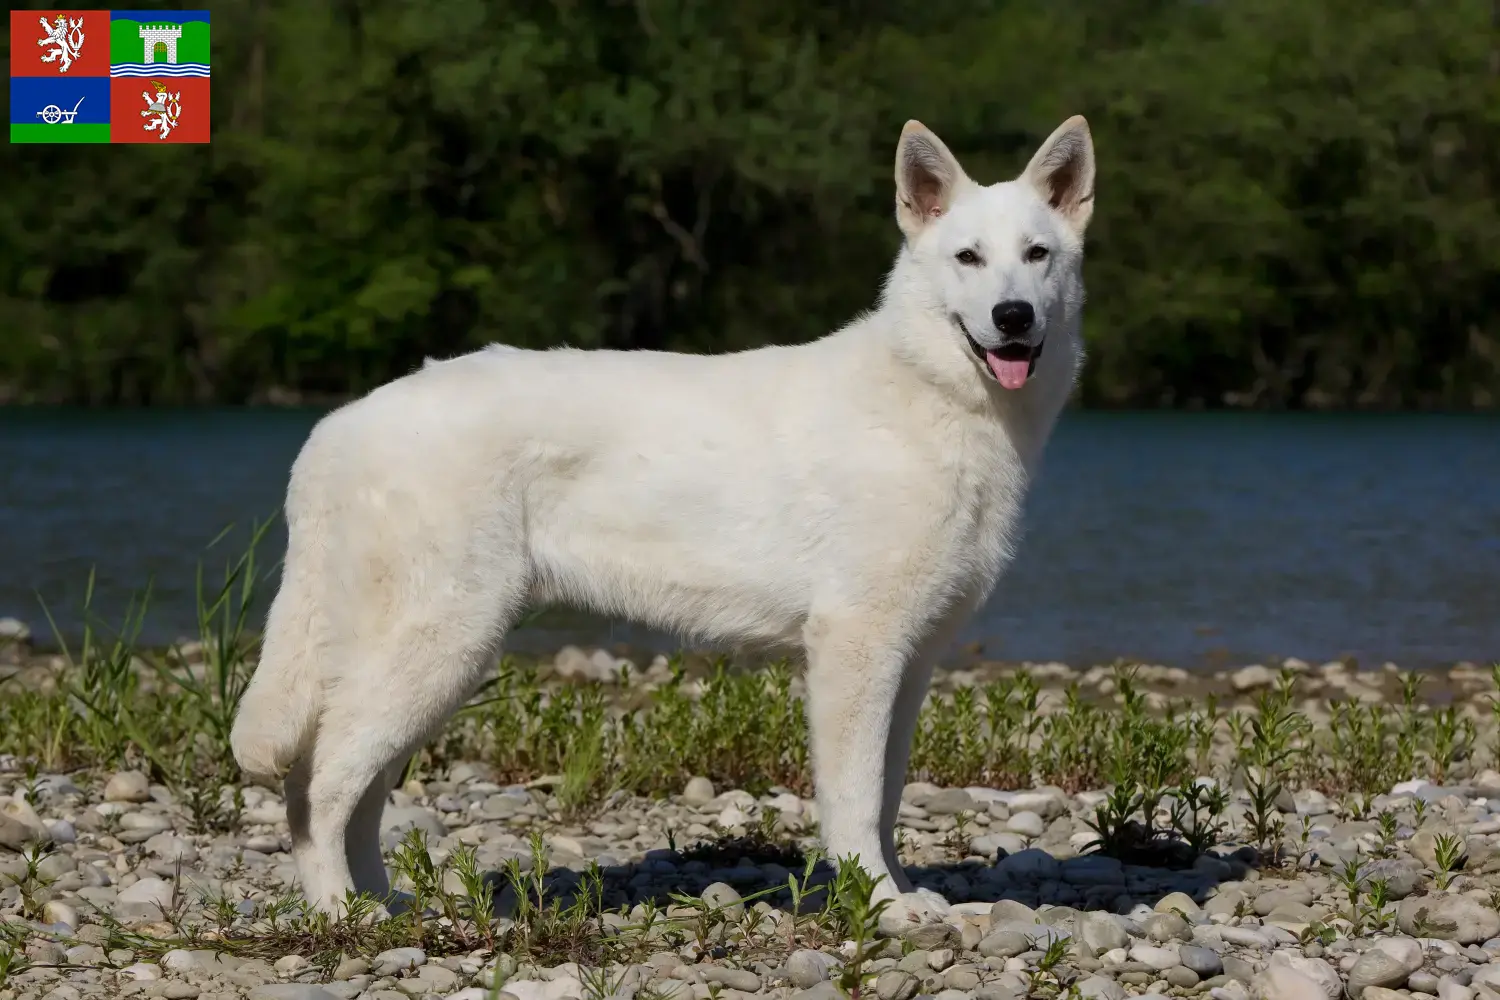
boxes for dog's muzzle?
[957,317,1044,390]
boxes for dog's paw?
[378,889,417,919]
[876,888,953,937]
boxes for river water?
[2,408,1496,668]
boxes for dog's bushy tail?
[231,578,321,782]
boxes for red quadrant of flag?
[10,10,111,77]
[109,76,208,142]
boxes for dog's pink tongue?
[987,351,1030,390]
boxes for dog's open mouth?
[957,318,1044,390]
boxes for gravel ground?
[10,756,1500,999]
[4,632,1500,1000]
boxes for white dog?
[231,115,1095,927]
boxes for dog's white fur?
[230,117,1096,925]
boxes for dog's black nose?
[992,300,1035,337]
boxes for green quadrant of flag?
[108,11,210,74]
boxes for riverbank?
[3,621,1500,999]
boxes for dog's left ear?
[1023,116,1095,233]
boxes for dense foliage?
[2,0,1497,408]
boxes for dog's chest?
[931,426,1031,584]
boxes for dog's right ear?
[895,121,966,240]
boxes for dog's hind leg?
[284,746,401,904]
[294,530,527,914]
[294,621,505,913]
[343,755,411,902]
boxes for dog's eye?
[1026,245,1049,262]
[955,249,981,265]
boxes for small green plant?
[1,846,59,921]
[1293,815,1314,861]
[1328,858,1396,936]
[943,810,975,859]
[1376,810,1399,857]
[1394,672,1426,780]
[1082,782,1143,857]
[1320,701,1398,796]
[1299,921,1337,948]
[830,858,892,1000]
[1432,833,1467,890]
[40,568,162,770]
[1345,793,1373,822]
[1023,935,1075,999]
[1429,705,1475,784]
[1332,857,1365,933]
[1488,663,1500,766]
[557,699,611,819]
[0,923,29,989]
[1243,767,1286,862]
[1365,877,1394,932]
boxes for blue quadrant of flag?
[11,75,111,125]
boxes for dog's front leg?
[804,618,951,931]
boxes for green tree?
[1,0,1495,408]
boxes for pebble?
[119,963,162,981]
[875,970,920,1000]
[1005,810,1046,837]
[274,954,310,975]
[702,881,744,919]
[977,931,1031,958]
[1220,926,1273,948]
[1180,945,1225,977]
[1155,891,1202,916]
[682,776,716,805]
[41,899,78,928]
[1252,964,1327,1000]
[372,947,427,974]
[1398,893,1500,944]
[704,967,761,992]
[1268,952,1342,999]
[1076,976,1127,1000]
[1348,937,1423,996]
[1077,913,1128,955]
[103,770,152,803]
[114,876,175,920]
[246,987,345,1000]
[788,950,837,987]
[1128,944,1182,970]
[925,789,974,815]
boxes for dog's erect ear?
[895,121,966,239]
[1023,115,1095,232]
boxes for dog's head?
[894,117,1094,390]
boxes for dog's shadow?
[469,836,1249,930]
